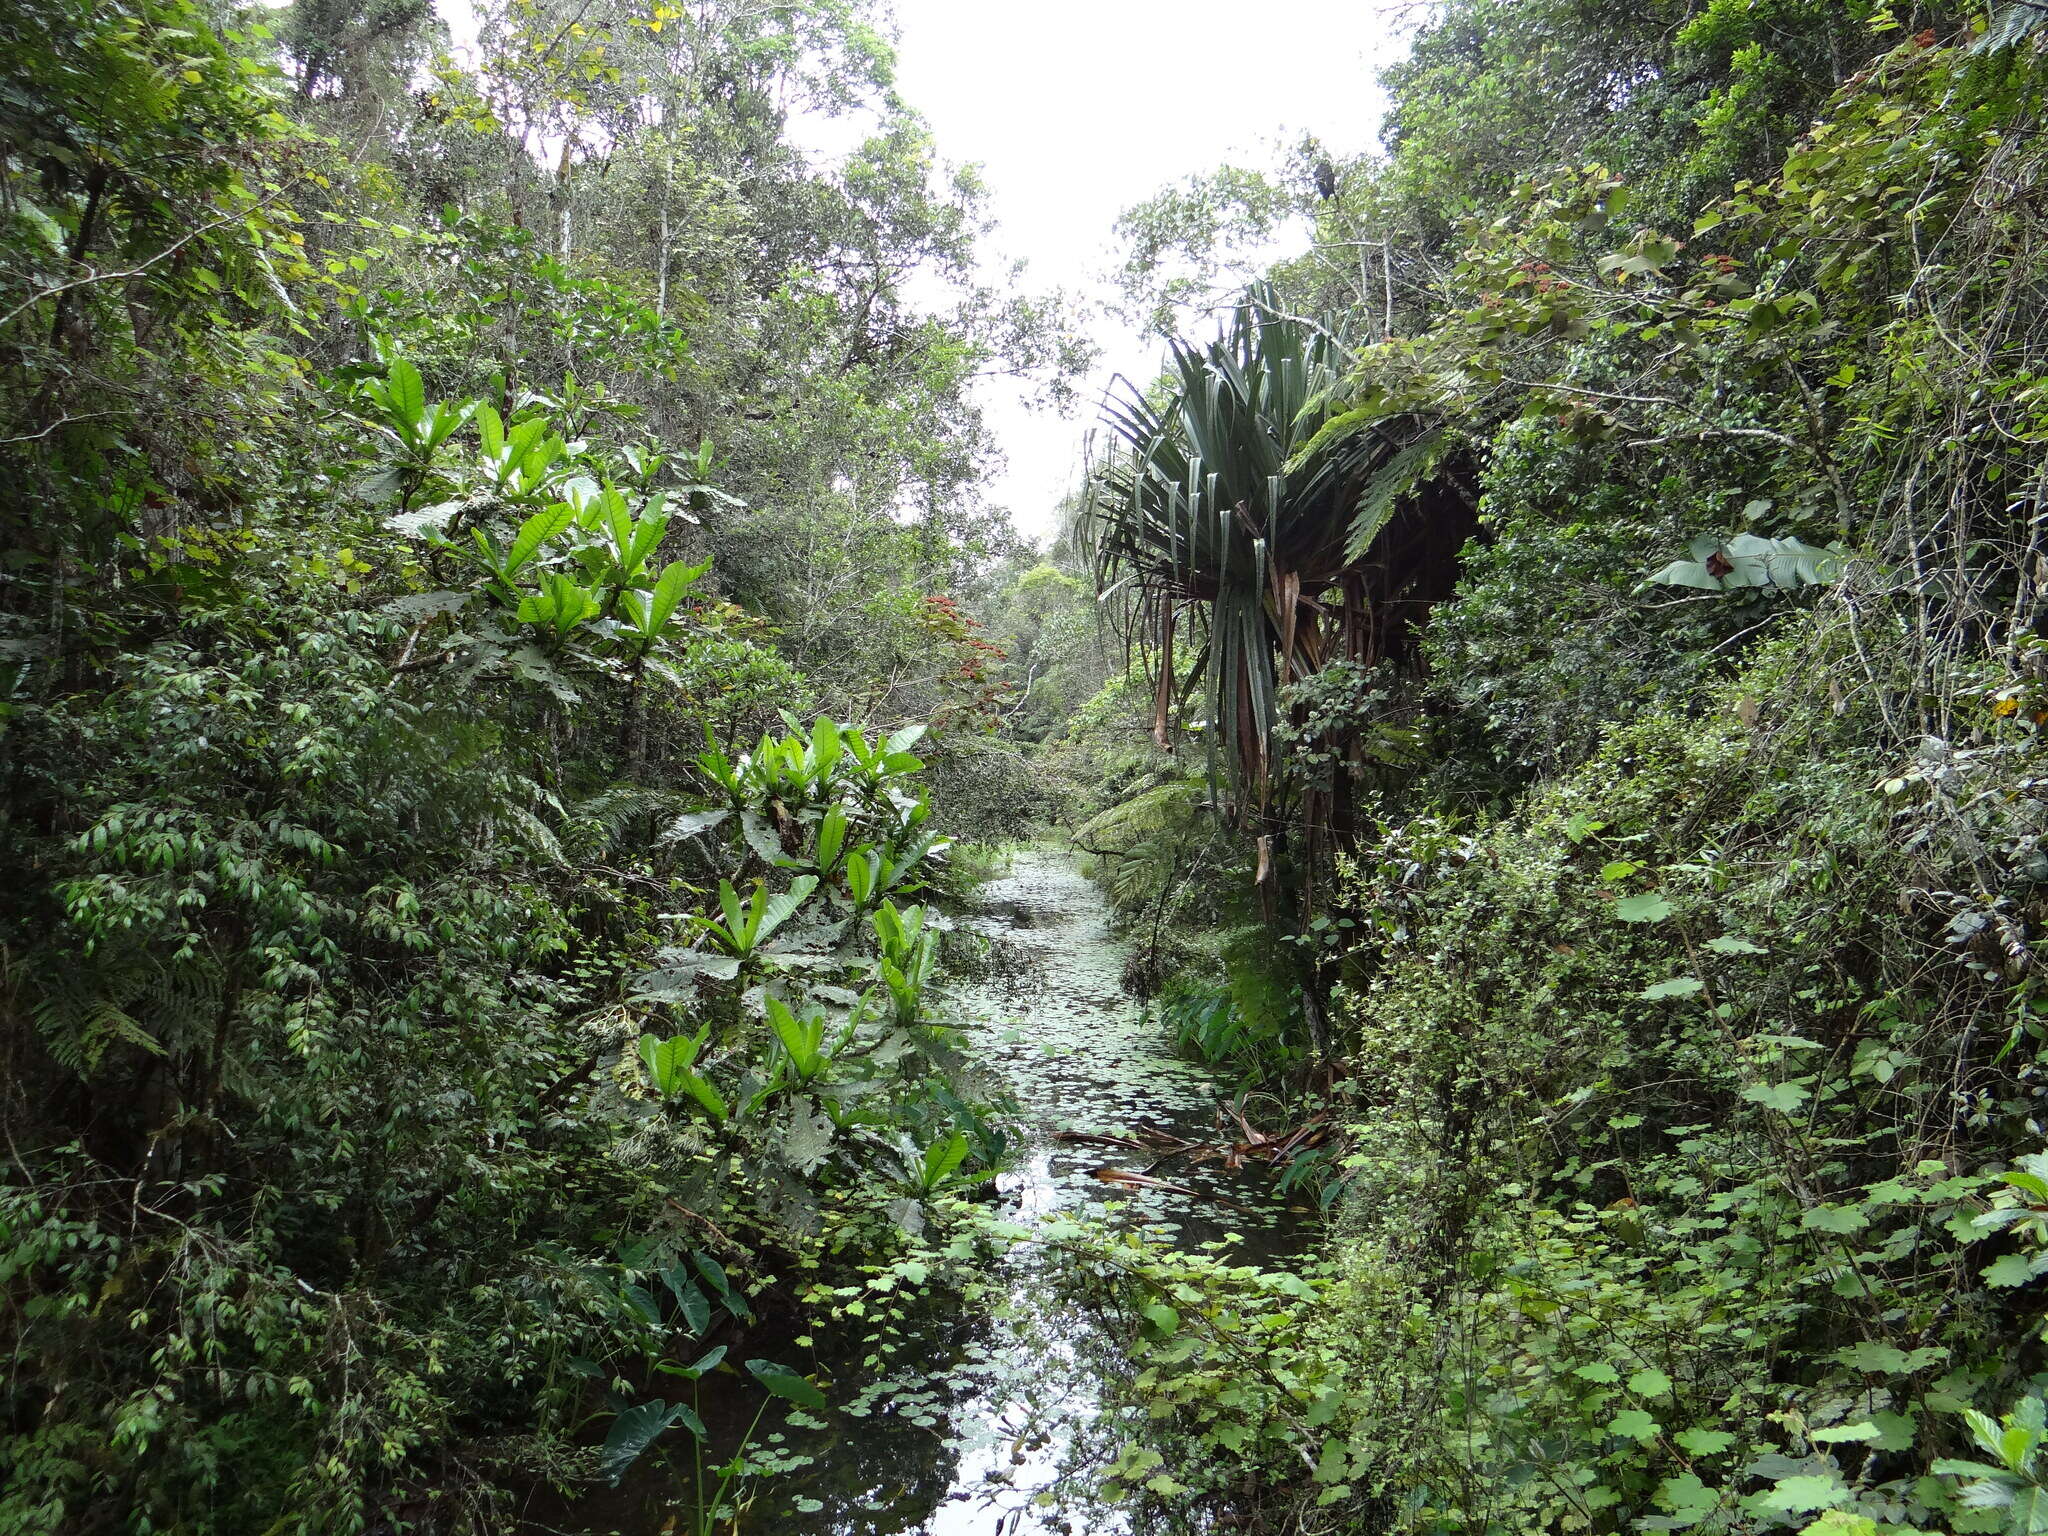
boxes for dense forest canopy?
[9,1,2048,1534]
[0,0,1097,1524]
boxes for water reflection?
[600,851,1305,1536]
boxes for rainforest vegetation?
[8,0,2048,1534]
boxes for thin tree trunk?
[1382,239,1395,338]
[49,162,108,351]
[625,661,648,779]
[656,147,673,321]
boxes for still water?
[594,851,1305,1535]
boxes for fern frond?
[1075,777,1204,844]
[142,963,223,1041]
[570,782,696,856]
[496,804,566,864]
[33,981,165,1074]
[1074,779,1209,907]
[1346,430,1447,564]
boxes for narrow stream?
[592,850,1307,1534]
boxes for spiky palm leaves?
[1083,291,1460,839]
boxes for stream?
[591,850,1307,1535]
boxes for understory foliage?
[0,0,1049,1527]
[1078,7,2048,1535]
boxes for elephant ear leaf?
[661,1264,711,1335]
[599,1399,700,1485]
[691,1249,752,1321]
[746,1358,827,1412]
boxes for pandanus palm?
[1083,291,1468,859]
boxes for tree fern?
[1074,777,1208,908]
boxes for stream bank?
[590,849,1310,1534]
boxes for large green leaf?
[767,997,825,1076]
[756,875,820,947]
[600,1399,702,1485]
[1742,1081,1812,1114]
[738,811,787,870]
[1641,976,1703,999]
[809,716,844,782]
[746,1358,827,1412]
[918,1130,969,1192]
[506,504,574,576]
[637,1029,704,1096]
[644,557,706,635]
[883,723,926,755]
[384,357,425,427]
[677,1070,728,1124]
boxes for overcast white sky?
[870,0,1405,542]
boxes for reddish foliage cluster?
[918,594,1014,729]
